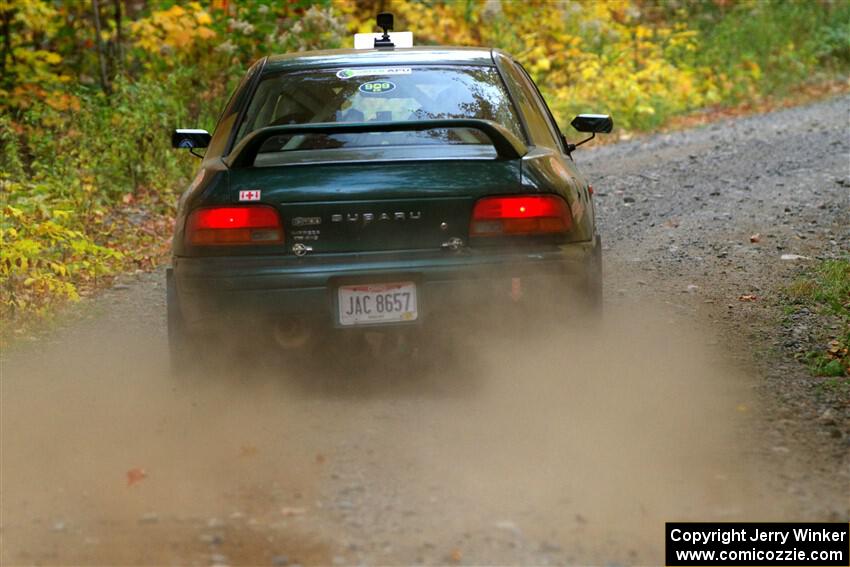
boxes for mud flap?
[585,234,603,316]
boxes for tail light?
[186,205,283,246]
[470,195,572,237]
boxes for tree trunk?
[112,0,123,73]
[0,9,14,80]
[92,0,111,94]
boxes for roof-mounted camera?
[353,13,412,50]
[374,12,394,48]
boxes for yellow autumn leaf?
[196,26,216,40]
[194,11,213,26]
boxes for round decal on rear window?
[358,80,396,95]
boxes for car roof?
[263,46,498,75]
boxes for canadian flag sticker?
[238,189,261,201]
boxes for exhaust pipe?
[272,317,313,350]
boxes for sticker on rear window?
[358,80,396,95]
[239,190,261,201]
[336,67,411,79]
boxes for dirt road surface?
[2,96,848,566]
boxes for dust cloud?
[1,289,783,565]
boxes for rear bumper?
[172,240,599,333]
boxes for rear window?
[233,65,523,162]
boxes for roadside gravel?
[579,94,850,521]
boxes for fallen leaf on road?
[749,233,761,243]
[827,340,848,357]
[664,219,680,228]
[738,294,758,302]
[315,453,326,464]
[126,468,147,487]
[449,548,462,563]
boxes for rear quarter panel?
[521,147,595,242]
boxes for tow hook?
[441,237,464,251]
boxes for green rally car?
[167,22,612,369]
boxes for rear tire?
[166,268,196,378]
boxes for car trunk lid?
[228,159,522,254]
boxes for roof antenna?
[374,12,394,48]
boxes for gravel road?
[2,96,848,566]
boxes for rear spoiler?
[224,119,528,167]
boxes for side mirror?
[172,129,211,149]
[563,114,613,153]
[570,114,613,134]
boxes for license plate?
[337,281,418,326]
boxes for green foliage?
[786,258,850,378]
[1,202,122,317]
[0,66,203,325]
[683,0,850,101]
[1,0,849,333]
[787,259,850,320]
